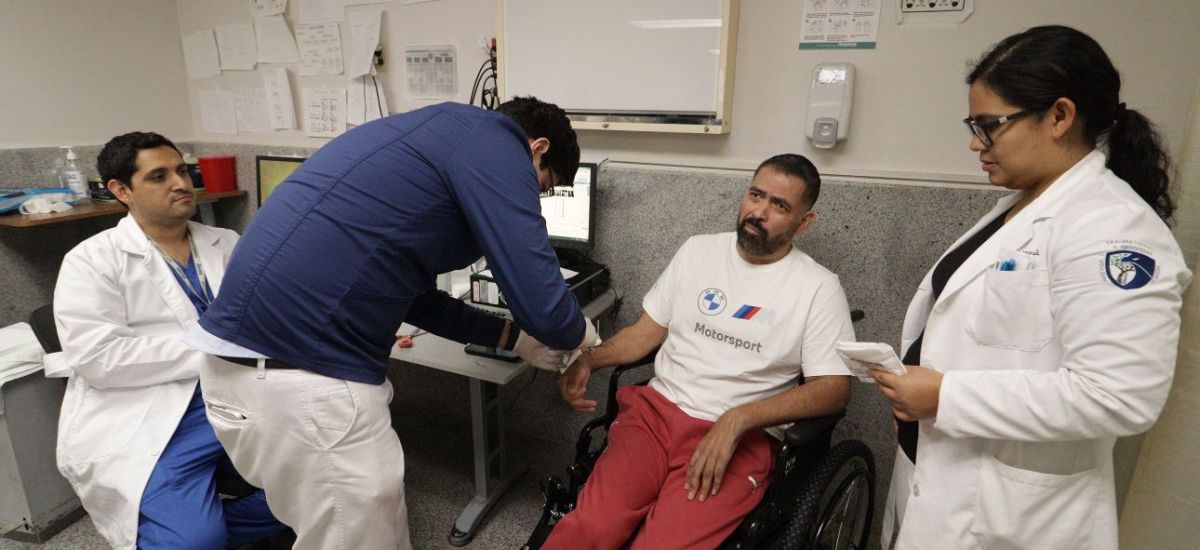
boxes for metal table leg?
[448,378,527,546]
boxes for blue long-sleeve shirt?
[199,103,585,384]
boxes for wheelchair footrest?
[523,476,573,550]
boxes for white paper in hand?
[561,334,602,373]
[835,341,907,383]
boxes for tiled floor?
[1,407,574,550]
[3,394,885,550]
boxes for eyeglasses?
[962,110,1032,147]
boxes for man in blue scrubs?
[187,98,597,549]
[54,132,286,549]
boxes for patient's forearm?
[585,313,667,371]
[725,376,851,434]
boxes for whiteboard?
[502,0,725,116]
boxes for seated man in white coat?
[53,132,286,549]
[546,154,855,549]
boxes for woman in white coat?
[872,26,1192,549]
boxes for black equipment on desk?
[470,257,610,309]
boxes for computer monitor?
[255,155,307,205]
[541,162,597,252]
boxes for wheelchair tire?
[781,439,874,550]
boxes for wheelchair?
[523,322,875,550]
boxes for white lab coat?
[881,150,1192,550]
[53,215,238,550]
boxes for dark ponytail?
[968,25,1175,221]
[1108,105,1174,220]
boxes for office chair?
[523,311,874,550]
[28,304,61,354]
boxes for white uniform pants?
[199,360,411,550]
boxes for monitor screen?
[256,155,307,205]
[541,162,597,251]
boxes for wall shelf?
[0,190,245,228]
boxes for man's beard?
[736,215,791,257]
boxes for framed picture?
[256,155,306,205]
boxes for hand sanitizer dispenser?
[60,146,90,203]
[805,63,856,149]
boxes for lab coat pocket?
[971,454,1099,550]
[308,383,358,450]
[64,385,156,463]
[966,268,1053,351]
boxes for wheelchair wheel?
[782,440,874,550]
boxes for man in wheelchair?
[545,154,855,549]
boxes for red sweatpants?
[543,385,775,550]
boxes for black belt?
[216,356,298,369]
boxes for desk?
[389,288,617,546]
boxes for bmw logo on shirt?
[697,288,727,315]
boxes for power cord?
[469,38,499,110]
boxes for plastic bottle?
[46,157,66,188]
[60,146,90,203]
[182,153,204,190]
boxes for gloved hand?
[514,330,567,371]
[575,317,601,350]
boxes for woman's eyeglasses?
[962,110,1032,147]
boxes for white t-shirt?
[644,232,854,422]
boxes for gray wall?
[0,146,112,326]
[0,143,265,327]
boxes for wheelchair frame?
[523,343,875,550]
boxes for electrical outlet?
[900,0,964,12]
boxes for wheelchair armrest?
[571,347,660,466]
[608,346,658,383]
[783,412,845,448]
[575,415,614,463]
[603,346,659,417]
[721,412,847,549]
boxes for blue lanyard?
[149,233,213,307]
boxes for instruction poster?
[302,87,346,138]
[404,46,457,99]
[799,0,880,50]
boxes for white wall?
[174,0,1200,185]
[579,0,1200,181]
[0,0,192,149]
[1119,74,1200,550]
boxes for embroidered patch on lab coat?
[1105,250,1156,290]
